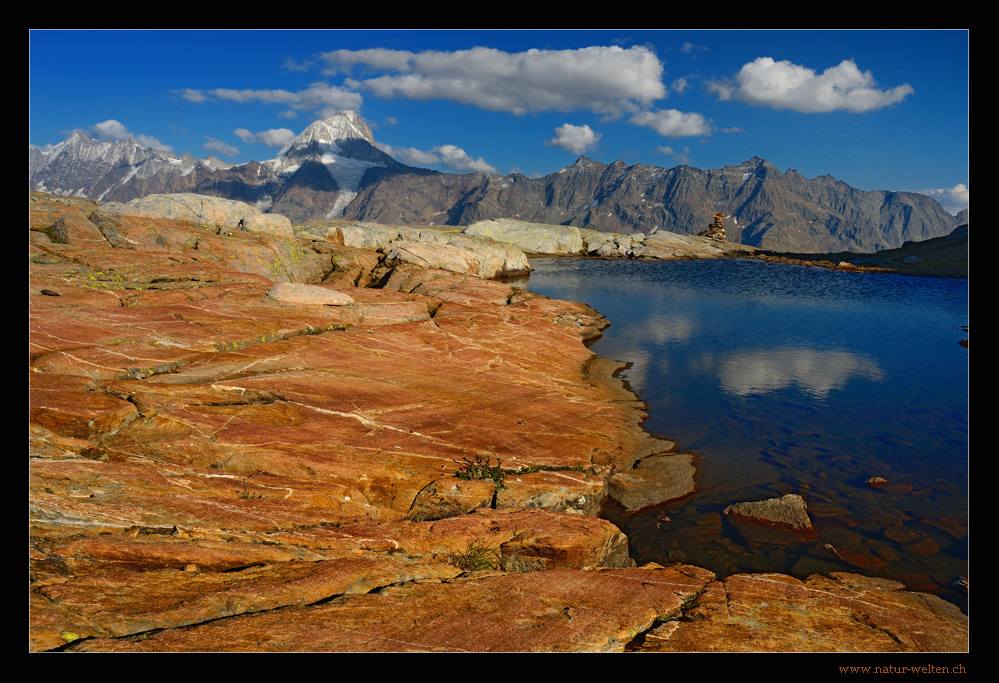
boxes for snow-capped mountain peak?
[276,110,376,157]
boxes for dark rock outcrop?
[746,224,969,278]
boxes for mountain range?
[30,110,967,253]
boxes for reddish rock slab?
[637,572,968,652]
[69,565,715,652]
[30,371,138,440]
[31,554,460,651]
[496,468,607,516]
[30,500,636,650]
[29,192,968,654]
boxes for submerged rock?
[724,493,814,530]
[608,453,696,512]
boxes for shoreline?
[523,252,968,612]
[29,194,968,652]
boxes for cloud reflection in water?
[716,346,884,400]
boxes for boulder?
[383,240,488,277]
[326,222,406,251]
[496,469,606,516]
[464,218,584,255]
[579,227,756,261]
[126,193,294,237]
[326,223,530,278]
[724,493,813,530]
[412,230,530,276]
[638,230,754,259]
[267,282,354,306]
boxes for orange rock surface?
[28,192,968,652]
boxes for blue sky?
[29,29,969,214]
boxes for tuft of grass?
[454,455,592,490]
[303,323,348,334]
[236,476,264,500]
[454,454,508,490]
[447,538,500,572]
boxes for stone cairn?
[697,213,727,242]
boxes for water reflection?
[716,346,884,400]
[525,257,968,608]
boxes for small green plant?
[236,476,264,500]
[303,323,348,335]
[454,454,507,490]
[448,538,500,571]
[454,456,592,489]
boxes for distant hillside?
[344,155,964,253]
[30,111,965,254]
[749,224,968,278]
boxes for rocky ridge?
[31,111,965,254]
[29,130,232,201]
[345,155,963,253]
[29,192,967,652]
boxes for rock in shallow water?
[608,453,696,512]
[724,493,813,530]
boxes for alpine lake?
[519,256,969,610]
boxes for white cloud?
[920,184,969,214]
[176,88,208,103]
[195,87,300,105]
[281,56,314,72]
[176,83,363,118]
[374,141,497,173]
[89,119,173,152]
[375,142,441,166]
[629,109,712,138]
[434,144,498,173]
[203,138,239,157]
[658,145,691,164]
[319,45,666,116]
[321,48,418,75]
[680,42,707,55]
[710,57,914,113]
[234,127,297,147]
[545,123,601,154]
[91,119,131,139]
